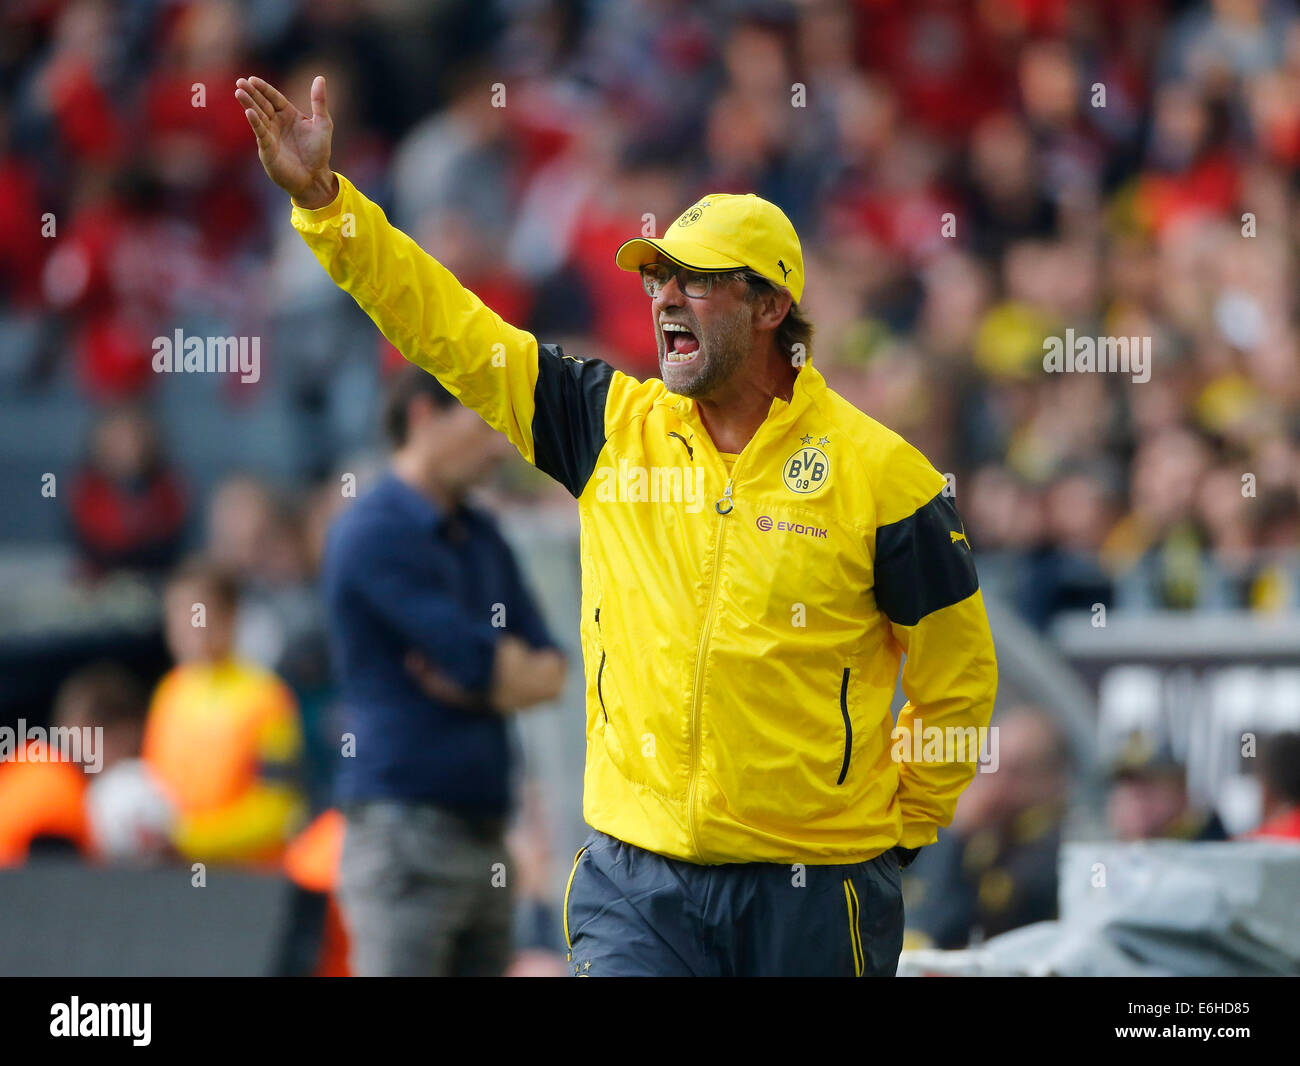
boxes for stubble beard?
[659,304,754,399]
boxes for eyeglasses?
[640,262,734,299]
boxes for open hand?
[235,74,337,209]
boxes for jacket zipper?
[595,607,607,723]
[837,667,852,785]
[685,461,746,857]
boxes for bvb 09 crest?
[782,446,830,494]
[675,201,710,227]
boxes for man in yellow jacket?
[237,74,997,976]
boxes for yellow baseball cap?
[615,193,805,304]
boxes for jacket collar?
[667,362,824,440]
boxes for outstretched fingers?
[235,86,270,125]
[250,76,294,114]
[242,78,285,123]
[241,105,272,148]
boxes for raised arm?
[237,75,616,498]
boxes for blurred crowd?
[904,710,1300,950]
[2,0,1298,621]
[2,0,1300,969]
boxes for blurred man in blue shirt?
[322,366,566,976]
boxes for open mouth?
[663,322,700,364]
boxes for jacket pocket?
[595,607,608,724]
[837,667,852,785]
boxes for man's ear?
[755,288,793,332]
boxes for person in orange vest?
[143,558,306,866]
[0,735,89,865]
[0,666,125,864]
[279,808,350,976]
[0,661,178,866]
[1244,732,1300,843]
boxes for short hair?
[383,366,459,447]
[166,555,239,611]
[1260,732,1300,805]
[54,661,147,729]
[730,269,815,366]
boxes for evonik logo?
[756,515,828,539]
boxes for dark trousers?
[563,830,904,977]
[337,801,512,976]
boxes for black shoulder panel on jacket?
[531,344,615,498]
[873,491,980,626]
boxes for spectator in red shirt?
[27,0,125,168]
[140,0,260,255]
[0,101,48,309]
[67,405,188,577]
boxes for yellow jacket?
[293,175,997,864]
